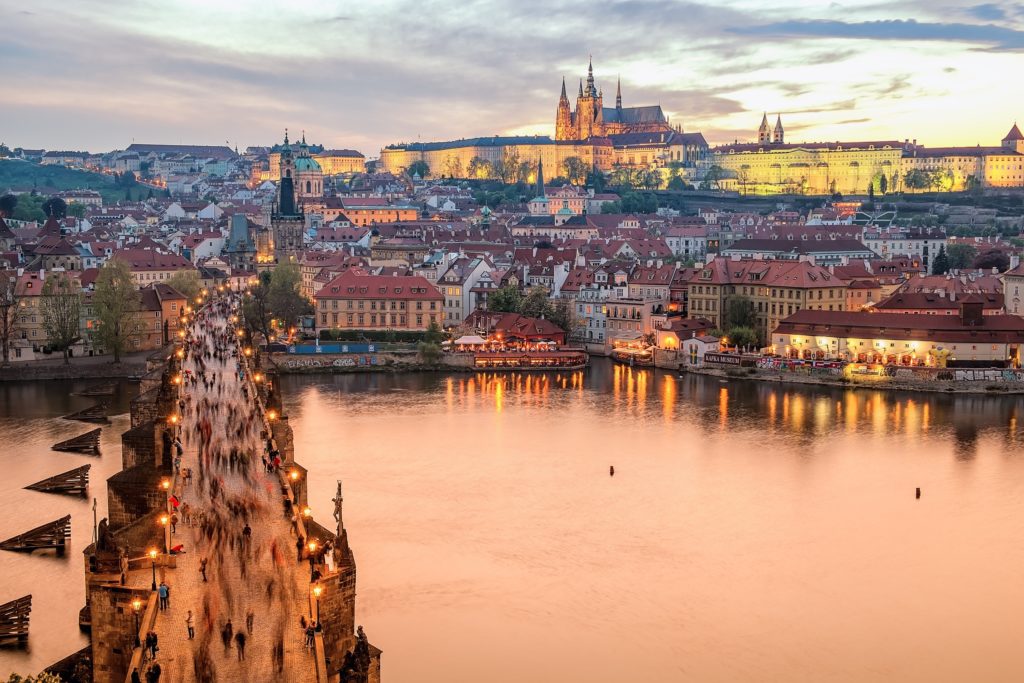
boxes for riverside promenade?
[72,296,379,683]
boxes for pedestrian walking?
[130,668,141,683]
[200,557,208,582]
[158,582,169,611]
[245,609,254,635]
[234,631,247,660]
[186,610,195,639]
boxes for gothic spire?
[536,158,545,198]
[585,55,597,97]
[560,77,568,102]
[616,76,622,109]
[578,79,584,98]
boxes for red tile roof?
[314,271,442,301]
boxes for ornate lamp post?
[148,548,158,591]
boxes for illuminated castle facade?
[555,58,674,141]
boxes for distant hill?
[0,159,150,205]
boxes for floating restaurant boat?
[472,349,589,370]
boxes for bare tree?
[0,270,21,366]
[94,258,142,363]
[41,272,81,364]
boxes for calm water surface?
[284,360,1024,683]
[0,380,138,677]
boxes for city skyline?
[3,0,1024,155]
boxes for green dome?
[294,156,322,173]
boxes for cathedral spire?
[578,79,584,98]
[284,128,289,145]
[585,55,597,97]
[560,77,568,102]
[616,76,622,109]
[536,158,545,198]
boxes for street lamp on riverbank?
[312,584,322,621]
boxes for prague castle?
[380,58,707,179]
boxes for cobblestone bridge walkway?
[131,303,316,682]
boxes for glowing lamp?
[267,409,278,422]
[160,478,170,491]
[159,514,169,526]
[308,540,318,554]
[244,348,253,357]
[132,597,142,612]
[290,469,299,481]
[168,414,179,425]
[312,585,323,598]
[302,506,312,518]
[148,548,158,560]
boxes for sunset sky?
[3,0,1024,156]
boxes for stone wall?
[107,469,167,532]
[88,584,150,683]
[318,563,358,665]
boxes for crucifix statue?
[332,480,344,537]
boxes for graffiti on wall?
[284,355,377,369]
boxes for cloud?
[732,18,1024,51]
[836,118,871,124]
[965,4,1006,21]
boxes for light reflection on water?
[282,359,1024,683]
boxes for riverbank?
[683,364,1024,394]
[0,350,157,382]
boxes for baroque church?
[257,131,311,267]
[555,58,675,141]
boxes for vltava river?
[283,359,1024,683]
[2,363,1023,681]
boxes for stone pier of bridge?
[73,303,380,683]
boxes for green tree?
[562,157,587,185]
[667,175,687,191]
[41,272,81,364]
[67,202,86,219]
[406,160,430,179]
[700,165,726,190]
[417,318,444,364]
[165,269,203,301]
[724,295,756,329]
[467,156,491,179]
[879,174,888,195]
[11,194,45,222]
[268,262,312,333]
[547,298,577,337]
[903,169,929,191]
[487,284,523,312]
[931,245,950,275]
[946,243,977,270]
[585,170,606,193]
[94,258,142,362]
[726,325,759,351]
[973,249,1010,272]
[519,287,551,319]
[0,270,22,366]
[0,193,16,218]
[41,196,68,218]
[867,181,874,200]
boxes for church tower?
[1002,123,1024,154]
[758,113,771,145]
[616,76,622,110]
[773,115,785,144]
[555,77,574,141]
[575,56,605,140]
[269,130,305,265]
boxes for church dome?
[294,156,322,173]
